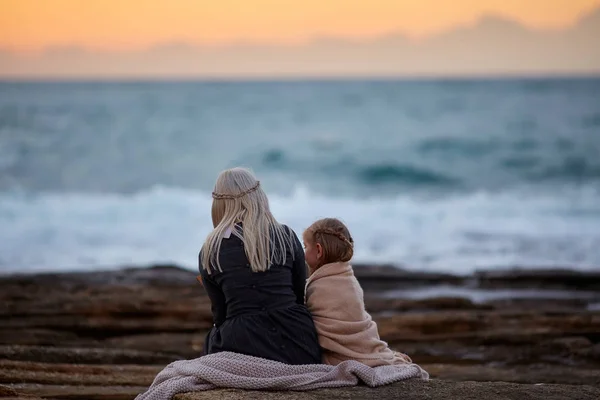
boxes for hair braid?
[305,218,354,265]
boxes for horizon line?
[2,72,600,84]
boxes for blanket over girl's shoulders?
[305,261,411,367]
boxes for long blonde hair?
[201,167,296,274]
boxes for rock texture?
[1,264,599,399]
[174,380,600,400]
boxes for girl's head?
[201,167,294,274]
[303,218,354,272]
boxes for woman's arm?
[199,253,227,326]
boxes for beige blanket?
[306,261,411,367]
[135,351,428,400]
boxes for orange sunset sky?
[1,0,599,51]
[1,0,599,78]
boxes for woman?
[199,167,321,365]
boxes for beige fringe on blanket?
[135,351,428,400]
[306,261,412,367]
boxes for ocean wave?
[255,143,600,191]
[257,147,459,187]
[500,156,540,170]
[356,164,458,186]
[582,113,600,128]
[527,157,600,181]
[417,137,499,157]
[1,185,600,274]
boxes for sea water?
[1,79,599,273]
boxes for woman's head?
[210,167,269,228]
[202,167,295,273]
[303,218,353,272]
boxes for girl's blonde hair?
[304,218,354,266]
[201,167,296,274]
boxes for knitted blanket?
[306,261,411,366]
[135,351,428,400]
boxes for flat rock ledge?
[176,380,600,400]
[2,265,599,399]
[2,380,599,400]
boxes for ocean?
[1,78,600,274]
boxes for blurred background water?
[1,78,600,273]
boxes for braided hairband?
[212,181,260,200]
[314,228,354,247]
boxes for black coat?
[199,225,322,365]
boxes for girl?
[303,217,412,367]
[199,167,321,365]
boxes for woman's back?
[199,167,321,364]
[202,225,306,321]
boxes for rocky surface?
[1,264,599,399]
[174,380,600,400]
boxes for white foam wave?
[1,185,600,274]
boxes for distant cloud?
[1,7,599,79]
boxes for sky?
[0,0,599,78]
[2,0,600,52]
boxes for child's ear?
[316,243,323,259]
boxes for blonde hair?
[304,218,354,266]
[201,167,296,274]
